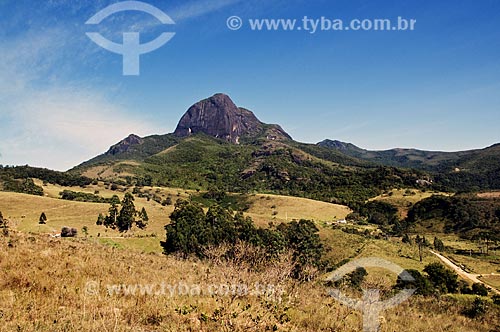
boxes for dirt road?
[430,250,500,295]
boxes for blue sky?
[1,0,499,170]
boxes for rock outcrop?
[174,93,290,143]
[105,134,143,156]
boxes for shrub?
[471,283,489,296]
[433,237,445,252]
[97,193,148,232]
[348,267,367,290]
[61,227,78,237]
[423,263,459,294]
[0,211,8,236]
[162,200,324,276]
[463,297,488,318]
[395,269,435,296]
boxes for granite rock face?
[174,93,290,143]
[106,134,143,155]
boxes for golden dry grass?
[80,161,141,179]
[0,187,349,253]
[245,194,351,227]
[480,275,500,289]
[0,233,498,332]
[0,191,170,238]
[370,189,447,218]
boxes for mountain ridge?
[316,139,492,172]
[70,93,500,204]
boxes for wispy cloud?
[0,0,255,170]
[1,86,157,170]
[170,0,243,21]
[0,18,159,170]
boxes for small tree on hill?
[136,207,149,230]
[39,212,47,224]
[96,213,105,226]
[471,283,488,296]
[424,262,459,294]
[395,269,434,296]
[163,196,172,206]
[104,201,119,229]
[98,193,148,232]
[117,193,136,232]
[82,226,89,237]
[434,237,445,252]
[348,267,368,290]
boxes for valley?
[0,93,499,331]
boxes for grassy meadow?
[0,184,499,331]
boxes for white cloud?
[0,24,159,171]
[170,0,243,21]
[0,86,158,171]
[0,0,252,170]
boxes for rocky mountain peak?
[174,93,277,143]
[105,134,143,156]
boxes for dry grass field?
[0,185,350,252]
[246,193,351,226]
[370,188,446,219]
[0,233,498,332]
[1,185,499,331]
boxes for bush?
[395,269,435,296]
[347,267,367,290]
[423,263,459,294]
[61,227,78,237]
[161,200,324,276]
[463,297,488,318]
[0,211,8,236]
[433,237,445,252]
[471,283,489,296]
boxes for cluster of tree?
[350,201,400,226]
[404,195,500,237]
[133,136,428,209]
[161,199,324,276]
[397,263,493,300]
[202,186,227,201]
[1,177,43,196]
[396,263,475,296]
[60,190,117,204]
[96,193,148,232]
[433,170,500,193]
[0,165,92,187]
[401,234,431,246]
